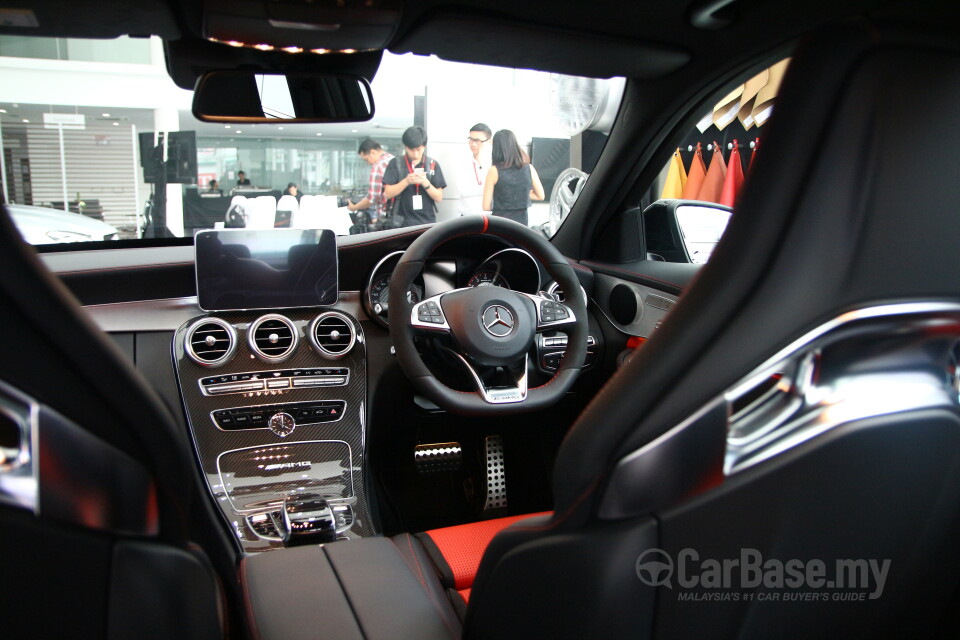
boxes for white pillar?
[153,107,184,237]
[131,124,142,237]
[57,123,69,212]
[0,119,8,204]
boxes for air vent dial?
[248,314,298,363]
[185,318,237,367]
[309,312,356,359]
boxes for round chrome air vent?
[185,318,237,367]
[309,311,356,359]
[247,314,298,363]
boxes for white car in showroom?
[7,202,119,244]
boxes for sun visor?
[390,15,690,80]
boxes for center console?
[173,228,375,551]
[174,305,373,550]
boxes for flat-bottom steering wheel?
[389,215,588,415]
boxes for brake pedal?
[483,435,507,512]
[414,442,462,474]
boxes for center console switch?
[537,333,598,374]
[200,367,349,397]
[212,400,346,433]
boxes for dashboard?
[43,227,691,552]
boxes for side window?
[646,58,790,264]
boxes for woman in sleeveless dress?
[482,129,545,226]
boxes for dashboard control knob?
[268,412,295,437]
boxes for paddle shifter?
[281,493,338,545]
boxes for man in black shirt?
[382,126,446,227]
[236,171,251,187]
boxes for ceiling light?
[225,125,231,129]
[236,130,242,134]
[311,48,330,55]
[254,44,274,51]
[112,122,119,126]
[316,132,323,136]
[278,127,284,131]
[0,109,6,113]
[22,119,29,123]
[102,113,110,117]
[227,41,244,48]
[282,46,303,54]
[351,129,358,133]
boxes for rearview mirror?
[192,70,375,123]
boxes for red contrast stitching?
[405,535,460,640]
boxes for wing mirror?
[644,199,732,264]
[192,70,374,123]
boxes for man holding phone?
[382,125,447,227]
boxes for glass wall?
[195,136,402,199]
[0,36,151,64]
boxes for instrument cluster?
[363,247,544,328]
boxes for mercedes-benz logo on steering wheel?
[482,304,515,337]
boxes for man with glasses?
[457,123,492,216]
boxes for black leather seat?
[406,22,960,639]
[0,213,230,634]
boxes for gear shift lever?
[281,493,337,545]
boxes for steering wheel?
[389,215,588,415]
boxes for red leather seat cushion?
[424,512,551,597]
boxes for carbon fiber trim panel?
[173,307,373,552]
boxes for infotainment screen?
[195,228,338,311]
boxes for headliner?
[1,0,946,83]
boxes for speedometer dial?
[369,274,421,316]
[467,270,509,289]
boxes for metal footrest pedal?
[482,435,507,512]
[414,442,462,474]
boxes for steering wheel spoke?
[410,293,452,333]
[445,349,529,404]
[520,292,578,331]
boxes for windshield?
[0,36,623,247]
